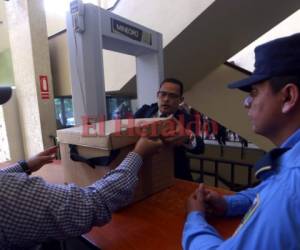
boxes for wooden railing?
[188,155,259,191]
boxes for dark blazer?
[134,103,205,180]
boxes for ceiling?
[0,0,103,53]
[229,9,300,72]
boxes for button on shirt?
[0,152,143,249]
[182,128,300,250]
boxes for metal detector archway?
[67,0,164,125]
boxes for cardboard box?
[57,118,175,202]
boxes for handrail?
[188,154,253,167]
[107,0,121,11]
[188,154,259,191]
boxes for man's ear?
[180,96,184,103]
[281,83,299,114]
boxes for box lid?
[57,118,171,150]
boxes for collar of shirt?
[278,128,300,172]
[280,128,300,148]
[156,110,162,118]
[156,110,175,118]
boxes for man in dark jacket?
[134,78,205,181]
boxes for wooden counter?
[84,179,241,250]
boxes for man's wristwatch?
[18,160,32,175]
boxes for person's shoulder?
[175,108,193,121]
[134,103,158,118]
[144,103,157,109]
[140,103,157,110]
[275,157,300,194]
[0,172,27,188]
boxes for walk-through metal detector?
[67,0,164,125]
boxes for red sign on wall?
[40,75,50,99]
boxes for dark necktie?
[254,147,290,180]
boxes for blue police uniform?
[182,128,300,250]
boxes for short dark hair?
[269,75,300,93]
[160,78,184,96]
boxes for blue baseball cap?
[0,86,12,105]
[228,33,300,92]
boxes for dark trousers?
[174,148,193,181]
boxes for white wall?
[0,1,9,53]
[46,0,215,92]
[6,0,57,158]
[103,0,215,92]
[2,89,24,162]
[45,0,101,36]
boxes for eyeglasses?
[157,91,180,100]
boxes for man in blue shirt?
[182,33,300,249]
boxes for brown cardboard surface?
[57,118,172,150]
[58,118,175,203]
[60,143,174,202]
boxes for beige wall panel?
[49,32,72,96]
[185,64,274,150]
[6,0,56,157]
